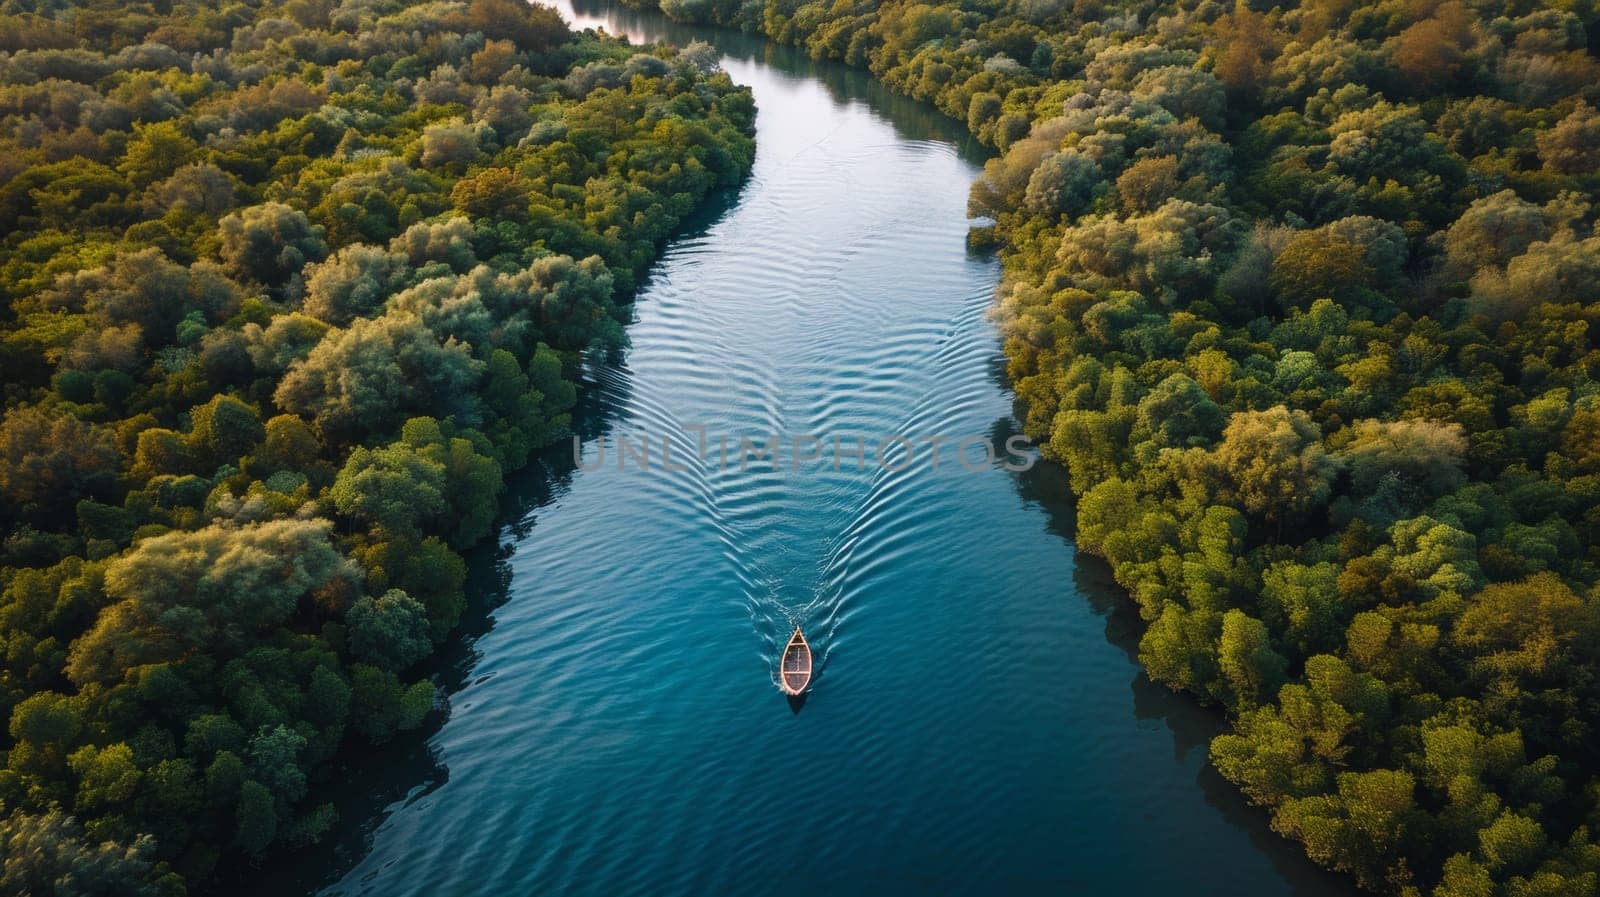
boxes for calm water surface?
[269,4,1356,894]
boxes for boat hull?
[779,628,812,695]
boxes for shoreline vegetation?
[619,0,1600,894]
[0,0,753,892]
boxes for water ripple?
[299,4,1360,897]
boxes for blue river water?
[251,3,1356,894]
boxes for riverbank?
[269,3,1356,895]
[0,2,754,891]
[610,1,1600,894]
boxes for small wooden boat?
[779,627,812,695]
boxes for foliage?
[0,0,754,891]
[618,0,1600,892]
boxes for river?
[260,3,1355,894]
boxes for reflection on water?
[1013,457,1351,895]
[241,2,1357,895]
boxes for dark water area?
[249,3,1357,894]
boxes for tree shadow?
[224,444,569,897]
[1006,431,1355,897]
[227,168,751,897]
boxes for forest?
[618,0,1600,894]
[0,0,754,891]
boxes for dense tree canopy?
[0,0,754,891]
[622,0,1600,892]
[7,0,1600,891]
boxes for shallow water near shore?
[254,3,1356,894]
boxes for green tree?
[0,804,165,897]
[329,442,447,543]
[68,742,142,815]
[1023,150,1102,218]
[187,394,265,469]
[967,92,1002,135]
[1536,101,1600,175]
[0,408,119,514]
[355,536,468,640]
[464,0,571,52]
[1443,190,1550,275]
[348,665,434,743]
[1274,769,1421,890]
[346,590,432,671]
[1140,605,1221,697]
[1134,373,1224,449]
[66,519,355,685]
[118,120,200,189]
[1338,418,1467,500]
[217,202,327,287]
[1218,609,1287,709]
[1261,561,1345,658]
[1452,573,1595,687]
[302,245,406,326]
[235,780,277,858]
[1477,810,1545,876]
[1205,406,1339,524]
[1270,235,1372,309]
[274,313,485,444]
